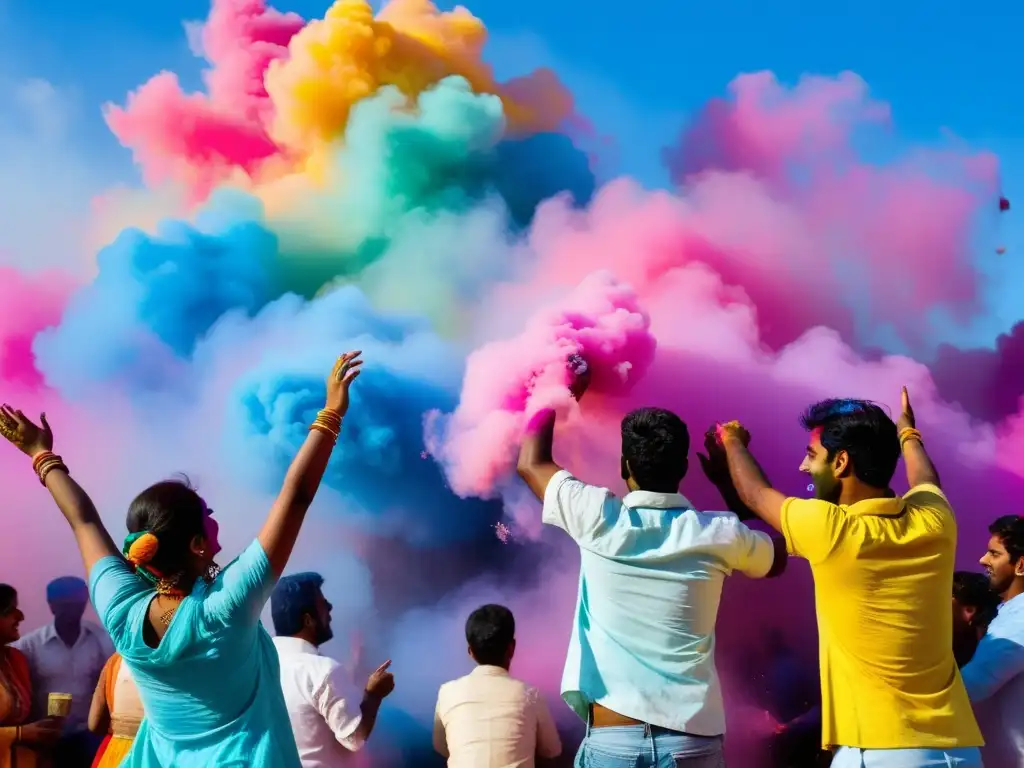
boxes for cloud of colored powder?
[0,2,1017,765]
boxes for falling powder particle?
[494,522,511,543]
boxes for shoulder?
[13,624,50,648]
[902,484,953,515]
[4,646,30,671]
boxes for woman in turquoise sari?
[0,351,363,768]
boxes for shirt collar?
[471,665,510,677]
[272,635,320,656]
[844,495,905,518]
[621,490,695,511]
[40,621,98,646]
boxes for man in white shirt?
[14,575,112,767]
[517,369,786,767]
[963,515,1024,767]
[433,604,562,767]
[271,572,394,767]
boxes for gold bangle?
[310,423,339,441]
[899,427,923,449]
[37,459,68,486]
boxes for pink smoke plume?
[655,71,1000,349]
[0,268,74,390]
[104,0,303,201]
[427,271,655,498]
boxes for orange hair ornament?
[123,532,161,586]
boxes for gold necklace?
[157,596,183,626]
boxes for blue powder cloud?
[35,195,279,396]
[220,286,499,545]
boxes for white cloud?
[0,75,110,274]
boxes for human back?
[0,352,364,768]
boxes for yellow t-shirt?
[781,484,983,750]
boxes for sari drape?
[0,647,37,768]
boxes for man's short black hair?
[465,604,515,666]
[621,407,689,493]
[953,570,1000,630]
[989,514,1024,563]
[800,399,899,488]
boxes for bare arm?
[517,408,563,501]
[46,470,122,575]
[721,431,787,533]
[0,407,121,577]
[258,429,338,576]
[897,387,940,488]
[258,351,362,576]
[87,661,110,735]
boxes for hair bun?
[126,532,159,565]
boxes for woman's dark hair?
[126,477,207,581]
[0,585,16,615]
[800,399,899,488]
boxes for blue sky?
[0,0,1020,341]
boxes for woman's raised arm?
[258,351,362,576]
[0,406,121,576]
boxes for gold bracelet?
[899,427,923,450]
[37,457,68,486]
[310,422,339,441]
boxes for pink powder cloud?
[426,271,655,498]
[104,0,303,202]
[0,267,75,390]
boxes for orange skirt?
[91,735,133,768]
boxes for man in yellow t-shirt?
[703,389,983,768]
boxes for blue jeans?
[574,724,725,767]
[832,746,984,768]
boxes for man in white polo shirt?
[271,573,394,767]
[517,373,786,767]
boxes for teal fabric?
[89,540,300,767]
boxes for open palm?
[0,405,53,456]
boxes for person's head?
[270,573,333,646]
[0,586,24,645]
[952,571,1000,635]
[465,604,515,669]
[980,515,1024,599]
[125,477,222,590]
[620,407,689,493]
[798,399,899,503]
[46,576,88,625]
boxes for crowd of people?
[0,350,1022,768]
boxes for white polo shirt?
[543,470,776,735]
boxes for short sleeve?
[531,687,562,759]
[432,688,449,757]
[88,556,151,646]
[780,497,845,564]
[722,518,776,578]
[903,484,955,525]
[202,540,277,627]
[315,661,364,751]
[541,469,619,548]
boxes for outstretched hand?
[365,659,395,700]
[326,351,363,415]
[897,386,915,432]
[697,428,730,487]
[0,405,53,456]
